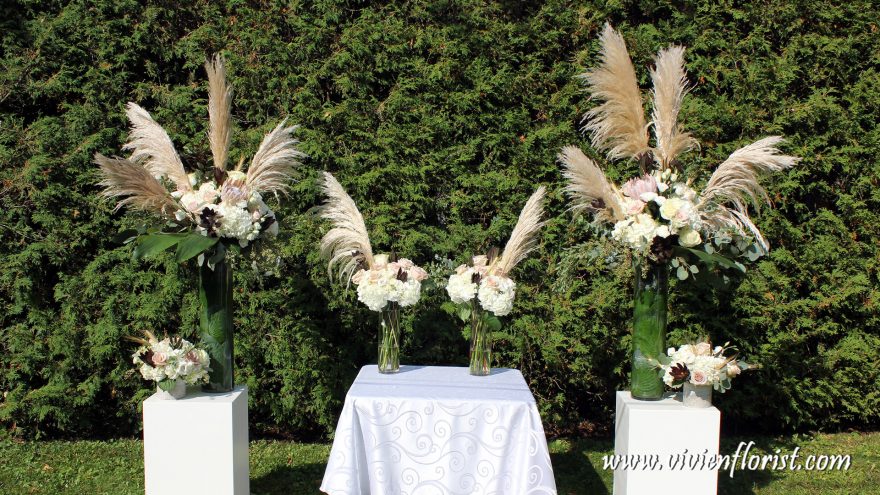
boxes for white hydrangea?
[446,271,478,304]
[393,279,422,307]
[216,202,261,244]
[477,275,516,316]
[356,276,394,311]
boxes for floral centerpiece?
[446,187,546,376]
[128,331,211,400]
[660,341,753,407]
[559,25,798,400]
[96,55,302,392]
[318,172,428,373]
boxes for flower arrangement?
[129,331,211,399]
[558,25,798,399]
[660,341,751,391]
[446,186,546,375]
[558,25,799,278]
[318,172,428,373]
[96,54,302,392]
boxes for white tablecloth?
[320,365,557,495]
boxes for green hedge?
[1,0,878,439]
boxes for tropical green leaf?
[133,233,187,260]
[175,234,219,263]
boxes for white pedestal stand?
[143,385,250,495]
[613,391,720,495]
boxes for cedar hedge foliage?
[1,0,878,439]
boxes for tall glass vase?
[631,262,668,400]
[198,257,234,392]
[378,302,400,374]
[469,303,491,376]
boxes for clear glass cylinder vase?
[378,302,400,374]
[469,304,492,376]
[631,261,668,400]
[198,257,235,392]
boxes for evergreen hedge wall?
[1,0,878,439]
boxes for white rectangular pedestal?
[613,391,720,495]
[143,385,249,495]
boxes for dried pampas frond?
[650,46,697,168]
[698,136,800,249]
[496,186,546,275]
[318,172,375,285]
[580,24,650,161]
[95,153,179,214]
[558,145,626,222]
[205,54,233,171]
[245,119,303,195]
[123,103,191,192]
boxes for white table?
[143,385,250,495]
[321,365,558,495]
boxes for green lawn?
[1,432,877,494]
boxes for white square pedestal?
[143,385,249,495]
[613,391,720,495]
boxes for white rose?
[678,227,702,247]
[659,198,684,222]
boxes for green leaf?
[676,246,745,272]
[484,314,502,332]
[176,234,219,263]
[133,233,187,260]
[111,229,138,245]
[457,305,472,322]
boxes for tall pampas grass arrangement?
[560,23,799,274]
[444,186,547,375]
[95,53,303,392]
[559,24,800,400]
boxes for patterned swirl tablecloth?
[320,365,558,495]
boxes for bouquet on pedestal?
[445,187,546,376]
[128,331,211,400]
[97,55,302,392]
[559,25,798,399]
[318,172,428,374]
[660,341,754,407]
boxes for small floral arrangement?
[446,251,517,317]
[445,187,546,375]
[129,331,211,391]
[352,254,429,312]
[660,341,753,392]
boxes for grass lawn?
[0,432,877,494]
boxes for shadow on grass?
[551,438,613,495]
[251,462,326,495]
[716,436,792,494]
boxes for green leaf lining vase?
[631,262,668,400]
[198,257,234,392]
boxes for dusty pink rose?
[727,362,741,377]
[387,261,400,273]
[185,351,200,363]
[455,264,469,275]
[351,269,367,284]
[622,175,657,199]
[690,370,708,385]
[397,258,414,270]
[625,199,646,215]
[472,255,488,267]
[695,342,712,356]
[409,266,429,281]
[152,352,168,366]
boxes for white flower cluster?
[351,254,429,312]
[445,255,517,317]
[611,170,703,255]
[132,337,211,386]
[660,342,743,391]
[172,171,279,247]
